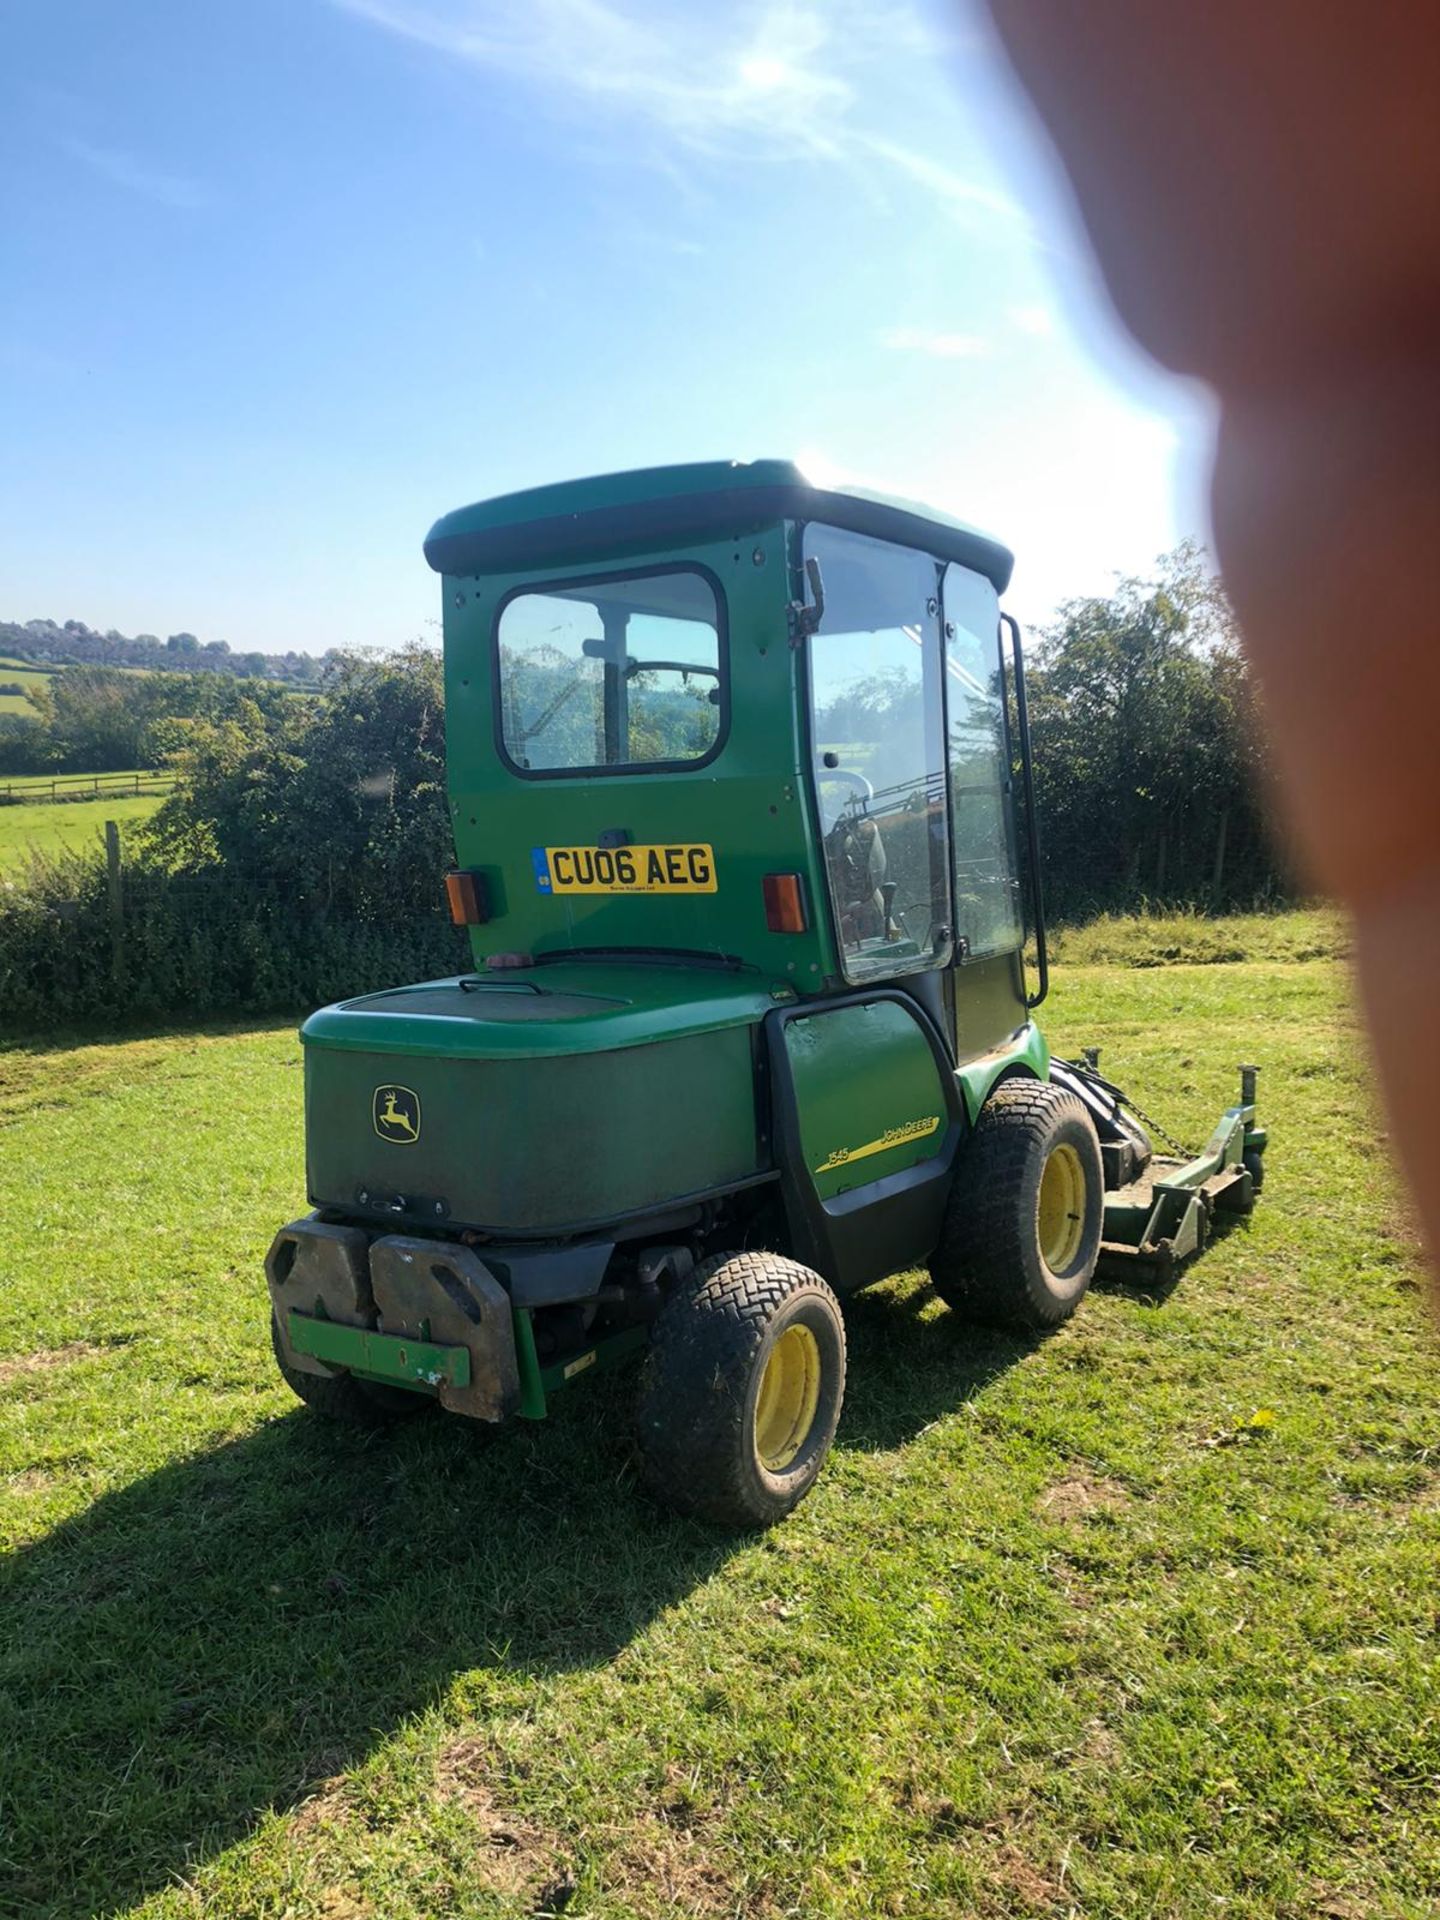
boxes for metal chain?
[1118,1091,1196,1161]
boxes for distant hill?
[1,617,338,687]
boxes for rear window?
[496,567,725,774]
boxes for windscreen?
[496,568,724,773]
[943,562,1022,958]
[804,524,951,982]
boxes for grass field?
[0,660,53,718]
[2,928,1436,1918]
[0,792,165,870]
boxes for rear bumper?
[265,1214,519,1422]
[286,1313,473,1391]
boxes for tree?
[1023,544,1282,916]
[145,645,452,918]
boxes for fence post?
[1211,806,1229,905]
[105,820,123,984]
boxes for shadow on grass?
[0,1283,1029,1920]
[836,1279,1034,1452]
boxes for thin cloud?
[859,134,1031,234]
[329,0,1024,236]
[59,137,210,210]
[881,326,991,360]
[330,0,853,160]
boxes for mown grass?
[0,794,164,871]
[1,926,1436,1918]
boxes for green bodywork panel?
[431,462,1015,996]
[442,524,840,983]
[301,963,781,1059]
[301,962,771,1233]
[784,1000,951,1202]
[957,1022,1050,1123]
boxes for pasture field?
[0,659,53,718]
[0,793,165,870]
[1,927,1436,1919]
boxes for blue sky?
[1,0,1212,654]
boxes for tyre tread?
[637,1252,845,1527]
[930,1079,1101,1332]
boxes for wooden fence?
[0,772,177,804]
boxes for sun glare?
[738,54,791,92]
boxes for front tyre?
[636,1252,846,1529]
[930,1080,1103,1332]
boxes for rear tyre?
[636,1252,846,1529]
[270,1311,433,1424]
[930,1079,1103,1332]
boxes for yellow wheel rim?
[754,1323,822,1473]
[1037,1142,1087,1273]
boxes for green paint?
[1101,1100,1258,1251]
[301,963,778,1060]
[443,526,840,983]
[303,1018,761,1234]
[784,1000,950,1202]
[537,1323,649,1394]
[286,1311,470,1390]
[424,459,1012,588]
[512,1308,547,1420]
[956,1021,1050,1123]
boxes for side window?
[805,525,951,982]
[942,562,1022,958]
[497,569,723,773]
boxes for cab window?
[804,525,951,982]
[497,568,724,773]
[942,562,1022,958]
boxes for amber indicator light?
[444,870,489,926]
[762,872,808,934]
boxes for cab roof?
[423,458,1014,593]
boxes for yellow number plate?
[532,843,717,895]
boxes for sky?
[0,0,1214,654]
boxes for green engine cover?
[300,965,774,1236]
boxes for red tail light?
[763,872,808,934]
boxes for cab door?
[940,562,1029,1058]
[802,524,953,984]
[766,992,962,1294]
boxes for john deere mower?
[266,461,1266,1526]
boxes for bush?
[0,856,468,1031]
[0,648,468,1030]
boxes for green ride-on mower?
[267,460,1267,1527]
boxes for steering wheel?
[816,766,873,804]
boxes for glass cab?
[804,523,1023,990]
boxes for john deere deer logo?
[372,1084,421,1144]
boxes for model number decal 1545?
[532,843,717,895]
